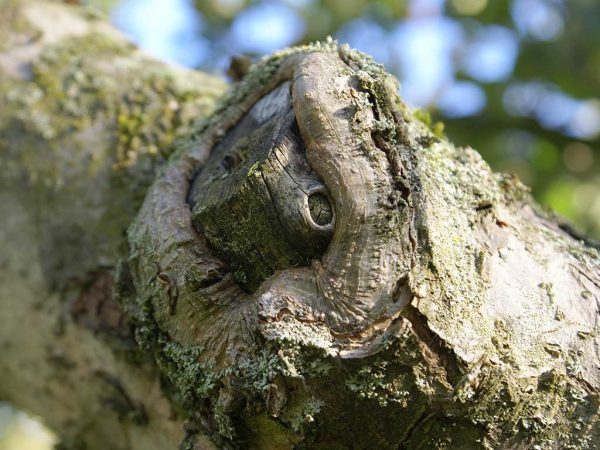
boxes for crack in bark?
[401,304,461,386]
[397,409,436,449]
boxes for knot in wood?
[308,191,333,226]
[188,82,334,292]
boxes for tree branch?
[0,1,225,448]
[1,1,599,449]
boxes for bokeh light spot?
[563,142,595,173]
[462,25,519,83]
[568,100,600,140]
[451,0,487,16]
[512,0,564,41]
[391,17,464,107]
[336,19,390,67]
[0,403,55,450]
[112,0,208,67]
[214,0,245,17]
[437,81,486,118]
[230,2,305,54]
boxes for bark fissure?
[400,304,461,386]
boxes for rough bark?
[1,1,600,449]
[0,1,225,449]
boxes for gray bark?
[1,1,599,449]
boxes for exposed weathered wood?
[189,81,333,292]
[1,1,599,449]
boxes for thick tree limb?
[1,1,599,449]
[0,1,225,448]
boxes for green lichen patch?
[411,108,445,139]
[451,366,600,448]
[113,73,215,169]
[2,29,225,183]
[26,33,128,135]
[1,21,226,289]
[346,360,413,407]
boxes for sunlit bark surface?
[1,2,599,449]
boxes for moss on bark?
[1,2,599,449]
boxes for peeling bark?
[1,1,600,449]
